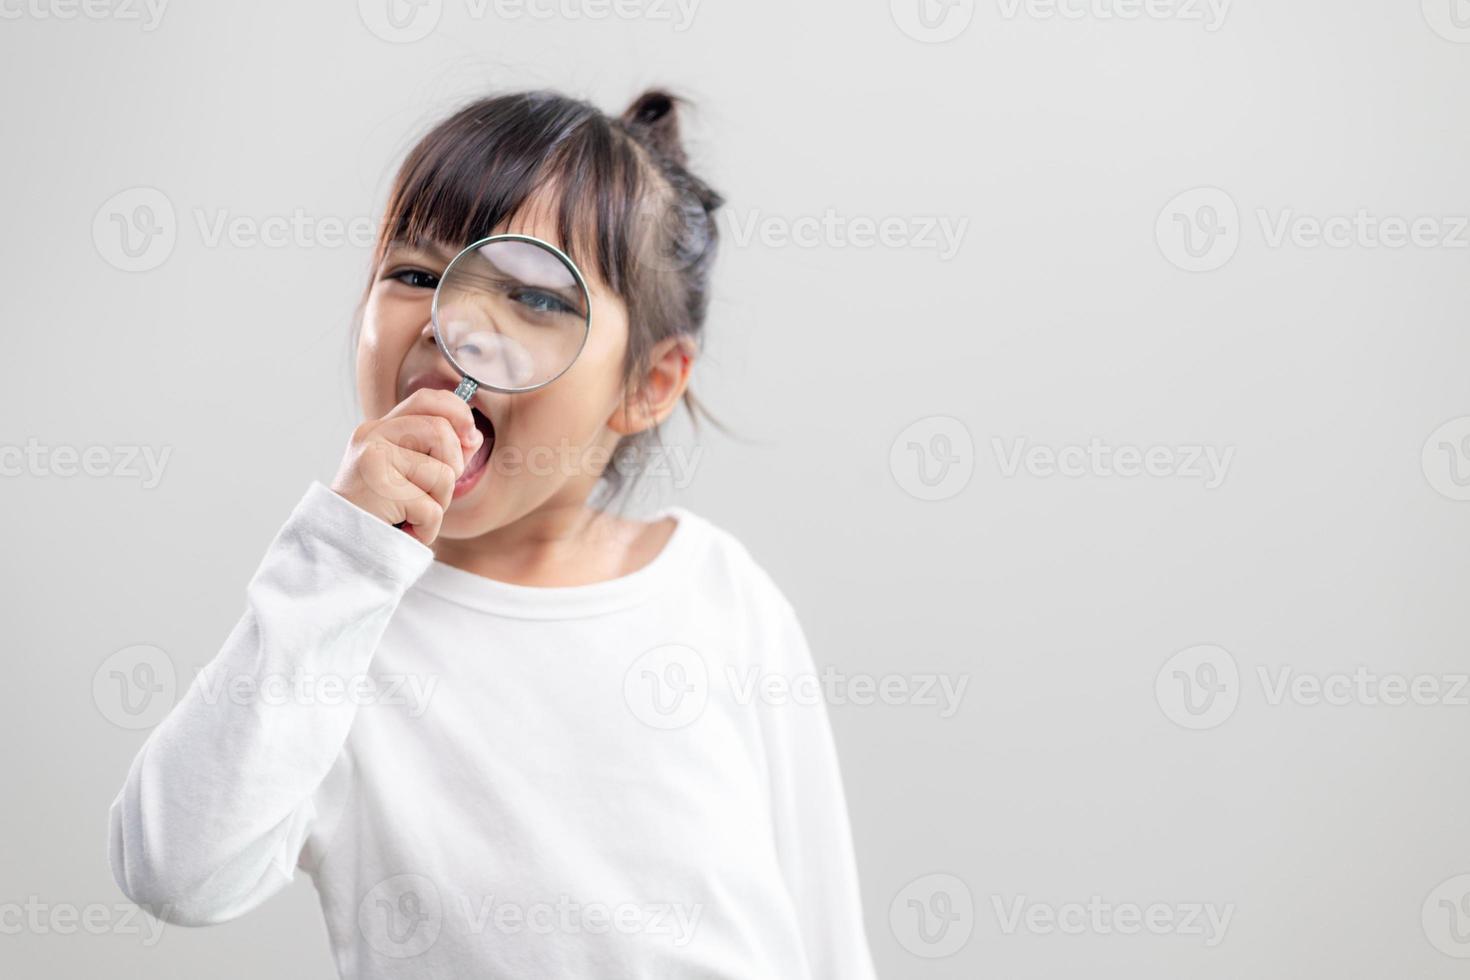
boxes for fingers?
[382,388,481,454]
[356,437,455,510]
[397,489,445,543]
[360,447,453,540]
[375,415,466,477]
[330,387,485,545]
[395,449,457,510]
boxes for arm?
[107,481,434,925]
[759,596,879,980]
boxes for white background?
[3,0,1470,976]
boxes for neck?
[431,498,639,588]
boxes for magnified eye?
[510,288,577,316]
[431,236,592,392]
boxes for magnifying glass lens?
[432,237,591,395]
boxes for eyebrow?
[384,239,459,264]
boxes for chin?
[440,492,499,538]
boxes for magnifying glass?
[431,233,592,400]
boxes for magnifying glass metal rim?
[429,232,593,397]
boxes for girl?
[108,88,876,978]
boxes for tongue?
[458,427,492,486]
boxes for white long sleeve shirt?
[107,481,876,979]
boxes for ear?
[608,335,696,437]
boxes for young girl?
[107,89,877,978]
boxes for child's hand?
[330,389,483,543]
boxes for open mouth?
[454,407,495,498]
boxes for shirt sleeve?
[107,481,435,926]
[758,594,879,980]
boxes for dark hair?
[353,87,727,511]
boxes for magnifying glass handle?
[394,375,479,534]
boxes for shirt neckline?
[410,505,702,619]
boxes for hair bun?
[621,88,686,165]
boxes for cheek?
[497,303,629,445]
[568,300,630,399]
[357,293,425,417]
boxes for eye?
[510,288,578,316]
[386,267,440,290]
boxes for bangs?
[376,91,651,293]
